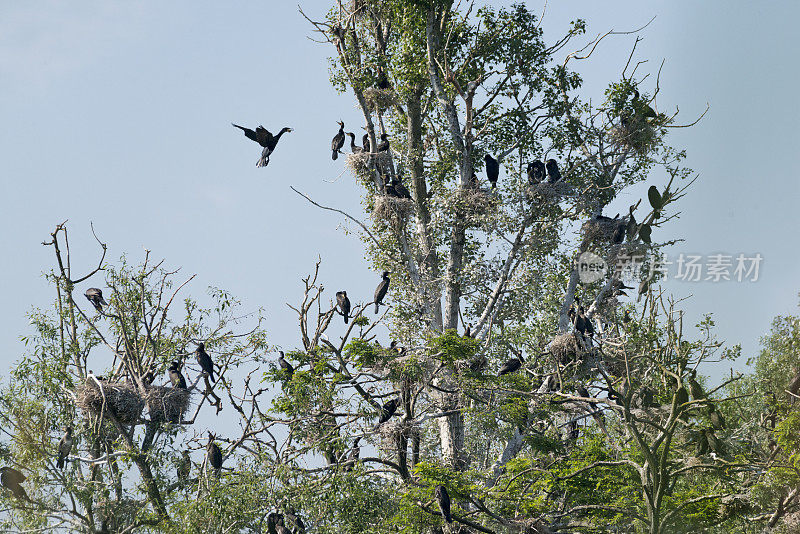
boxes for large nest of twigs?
[76,379,144,426]
[582,218,626,245]
[363,87,397,111]
[446,187,498,226]
[372,194,414,224]
[345,151,393,182]
[145,386,191,423]
[549,333,584,364]
[525,181,573,201]
[377,419,419,451]
[609,120,656,154]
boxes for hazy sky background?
[1,0,798,392]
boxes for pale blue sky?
[1,1,798,384]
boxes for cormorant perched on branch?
[347,132,362,154]
[545,159,562,183]
[390,178,411,199]
[463,323,472,338]
[377,133,390,152]
[57,427,73,470]
[527,160,545,185]
[435,485,452,523]
[195,343,215,382]
[231,123,293,168]
[207,432,222,477]
[331,121,345,160]
[362,133,371,153]
[572,306,594,338]
[376,68,391,90]
[336,291,351,324]
[168,361,187,389]
[498,352,524,376]
[484,154,499,189]
[177,450,191,482]
[278,351,294,380]
[374,271,390,313]
[0,467,28,501]
[284,508,306,533]
[376,397,400,426]
[267,513,291,534]
[84,288,107,312]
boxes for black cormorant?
[278,351,294,380]
[376,68,391,90]
[463,323,472,338]
[57,427,73,470]
[637,279,649,302]
[195,343,215,382]
[622,310,632,324]
[709,407,726,430]
[377,133,390,152]
[168,361,187,389]
[231,123,293,168]
[0,467,28,501]
[435,485,452,523]
[527,160,545,185]
[391,178,411,199]
[207,432,222,477]
[84,288,107,312]
[336,291,351,324]
[347,132,362,154]
[374,271,390,313]
[362,133,371,153]
[545,159,561,183]
[284,508,306,533]
[484,154,499,189]
[612,222,626,244]
[498,353,524,376]
[331,121,345,160]
[376,398,400,426]
[177,450,191,482]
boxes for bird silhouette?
[84,288,108,312]
[206,432,222,478]
[527,160,545,185]
[484,154,499,188]
[435,485,452,523]
[498,353,524,376]
[0,467,28,501]
[374,272,390,313]
[278,351,294,381]
[231,123,293,168]
[57,427,73,470]
[331,121,345,160]
[347,132,362,154]
[195,343,215,382]
[545,159,562,183]
[336,291,351,324]
[168,361,187,389]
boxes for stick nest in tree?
[345,152,393,182]
[76,379,145,426]
[610,120,656,154]
[447,187,498,225]
[363,87,397,111]
[378,419,419,451]
[525,181,573,201]
[581,218,626,245]
[549,333,584,363]
[373,194,414,223]
[145,386,191,423]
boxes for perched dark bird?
[545,159,562,183]
[578,307,594,338]
[612,222,626,244]
[376,68,391,90]
[484,154,499,189]
[709,408,726,430]
[704,428,726,457]
[374,271,390,313]
[469,172,480,189]
[207,433,222,477]
[268,513,291,534]
[0,467,28,501]
[622,310,632,324]
[231,123,293,168]
[463,323,472,338]
[435,485,452,523]
[344,437,361,471]
[376,398,400,426]
[391,178,412,199]
[278,351,294,380]
[177,450,191,482]
[336,291,351,324]
[142,367,156,386]
[688,372,706,402]
[637,279,649,302]
[57,427,73,470]
[347,132,362,154]
[362,133,371,153]
[527,160,545,185]
[195,343,215,382]
[377,133,390,152]
[577,384,591,401]
[331,121,345,160]
[632,89,657,119]
[498,352,524,376]
[168,361,187,389]
[84,288,108,312]
[284,507,306,533]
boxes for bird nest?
[525,181,573,201]
[373,194,414,224]
[76,380,144,426]
[609,121,656,154]
[145,386,191,423]
[363,87,397,111]
[549,333,584,363]
[345,152,393,182]
[377,419,419,451]
[581,218,626,245]
[447,188,498,225]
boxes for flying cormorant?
[195,343,215,382]
[435,485,452,523]
[331,121,345,160]
[84,288,108,312]
[278,351,294,380]
[545,159,562,183]
[168,361,187,389]
[527,160,545,185]
[336,291,351,324]
[231,123,293,168]
[57,427,73,470]
[484,154,499,189]
[374,272,390,313]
